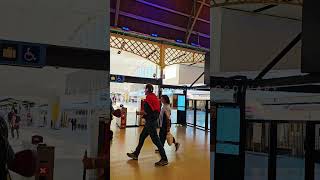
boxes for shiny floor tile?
[110,122,210,180]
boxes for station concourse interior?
[2,0,320,180]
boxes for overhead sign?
[116,75,125,83]
[110,75,116,81]
[0,43,18,61]
[110,75,125,83]
[0,40,46,67]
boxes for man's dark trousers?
[134,121,167,161]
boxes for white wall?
[0,0,108,50]
[163,64,205,85]
[163,65,180,85]
[178,64,204,85]
[0,66,75,98]
[110,48,157,78]
[211,7,302,74]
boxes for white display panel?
[210,7,301,74]
[0,0,109,50]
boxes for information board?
[216,105,240,155]
[177,95,186,111]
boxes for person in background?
[74,118,78,131]
[71,118,75,131]
[7,109,14,129]
[10,112,20,139]
[0,111,15,180]
[127,84,168,166]
[43,116,46,127]
[157,95,180,152]
[112,95,116,105]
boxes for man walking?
[71,118,75,131]
[127,84,168,166]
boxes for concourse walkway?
[110,121,210,180]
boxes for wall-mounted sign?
[0,40,46,67]
[116,75,125,83]
[110,75,125,83]
[216,104,241,155]
[0,43,18,61]
[110,75,116,81]
[22,45,40,62]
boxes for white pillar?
[210,7,223,75]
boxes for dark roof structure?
[110,0,211,48]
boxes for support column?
[210,7,223,75]
[205,100,209,131]
[159,44,166,97]
[194,100,197,126]
[305,122,315,180]
[269,121,277,180]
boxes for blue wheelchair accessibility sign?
[116,75,125,83]
[22,45,40,63]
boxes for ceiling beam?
[198,0,210,7]
[136,0,210,24]
[253,4,277,12]
[115,0,121,26]
[252,0,294,12]
[186,0,197,42]
[110,9,210,39]
[186,0,206,43]
[167,53,187,64]
[223,7,302,21]
[211,0,303,7]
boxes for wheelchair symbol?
[24,48,37,62]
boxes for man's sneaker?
[127,152,138,160]
[175,143,180,152]
[155,159,168,166]
[155,149,159,153]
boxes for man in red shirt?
[127,84,168,166]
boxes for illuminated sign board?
[0,43,18,61]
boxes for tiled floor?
[8,126,88,180]
[110,122,210,180]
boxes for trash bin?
[116,107,127,129]
[35,144,55,180]
[120,107,127,128]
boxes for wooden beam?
[186,0,206,43]
[211,0,303,7]
[110,9,210,39]
[136,0,210,24]
[185,0,197,43]
[115,0,121,26]
[198,0,210,7]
